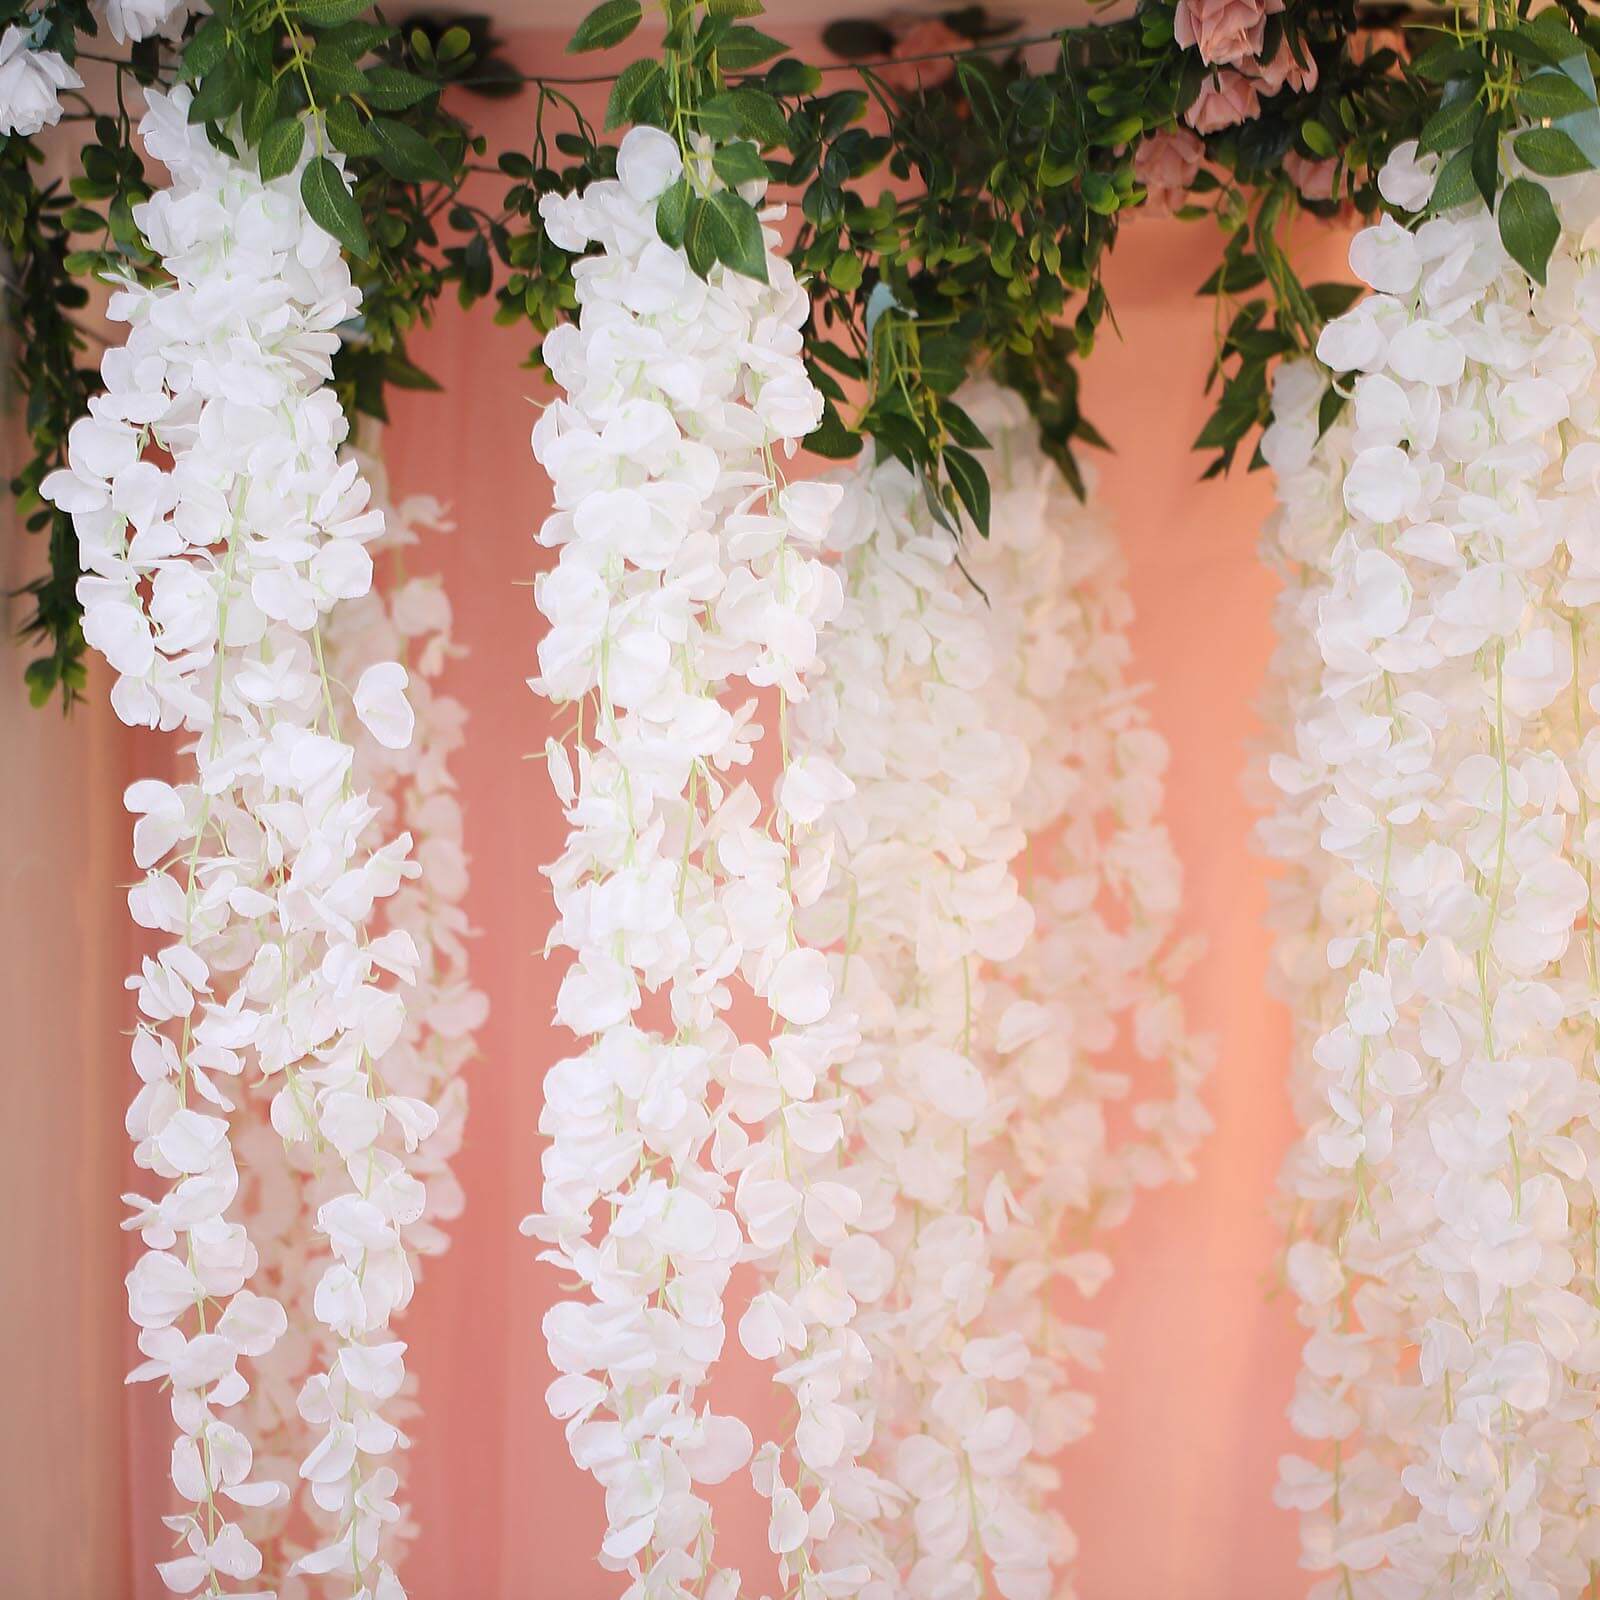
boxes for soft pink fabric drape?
[0,30,1357,1597]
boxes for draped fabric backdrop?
[0,29,1352,1599]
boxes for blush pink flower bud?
[1185,69,1262,134]
[1285,151,1337,201]
[1134,129,1205,215]
[1174,0,1282,68]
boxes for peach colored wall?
[1,31,1358,1599]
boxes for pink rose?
[879,19,965,93]
[1134,129,1205,215]
[1285,151,1337,201]
[1249,40,1319,97]
[1174,0,1282,68]
[1184,69,1261,134]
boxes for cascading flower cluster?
[1265,143,1600,1596]
[233,440,485,1589]
[43,89,438,1598]
[525,125,857,1594]
[795,382,1210,1600]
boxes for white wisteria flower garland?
[43,90,442,1599]
[1266,145,1600,1596]
[232,440,486,1590]
[796,381,1211,1600]
[526,126,854,1594]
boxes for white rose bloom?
[0,26,82,137]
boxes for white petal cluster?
[1264,148,1600,1597]
[0,23,81,137]
[228,440,485,1590]
[794,382,1210,1600]
[44,90,435,1599]
[526,126,854,1594]
[98,0,201,45]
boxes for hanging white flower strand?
[1268,146,1600,1596]
[796,382,1210,1600]
[43,90,432,1599]
[231,439,486,1591]
[526,126,856,1595]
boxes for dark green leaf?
[325,99,380,156]
[1498,176,1560,284]
[716,26,788,72]
[708,189,768,282]
[943,446,990,536]
[605,58,661,129]
[806,397,862,458]
[1419,92,1484,156]
[1410,41,1485,83]
[296,0,372,24]
[1514,125,1593,176]
[1471,111,1502,208]
[568,0,642,53]
[683,194,733,277]
[257,118,305,182]
[179,16,231,83]
[361,65,439,110]
[370,116,453,182]
[301,156,369,257]
[712,140,769,187]
[1428,146,1478,213]
[656,177,690,248]
[1517,70,1596,121]
[188,56,244,125]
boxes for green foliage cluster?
[6,0,1600,706]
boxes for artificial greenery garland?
[4,0,1600,708]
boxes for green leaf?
[706,0,763,15]
[716,26,788,72]
[1517,69,1596,121]
[1418,91,1484,156]
[257,118,305,182]
[568,0,642,53]
[1498,176,1560,284]
[942,446,990,536]
[180,16,231,83]
[1299,119,1336,158]
[699,87,789,147]
[605,58,661,129]
[1410,41,1485,83]
[711,139,769,187]
[325,99,380,157]
[369,116,453,182]
[296,0,372,24]
[805,397,862,459]
[301,156,369,258]
[1514,125,1593,176]
[683,194,731,278]
[1428,146,1478,213]
[1470,111,1502,207]
[188,55,244,125]
[655,177,690,248]
[708,189,768,282]
[361,65,439,110]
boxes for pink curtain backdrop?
[0,30,1356,1598]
